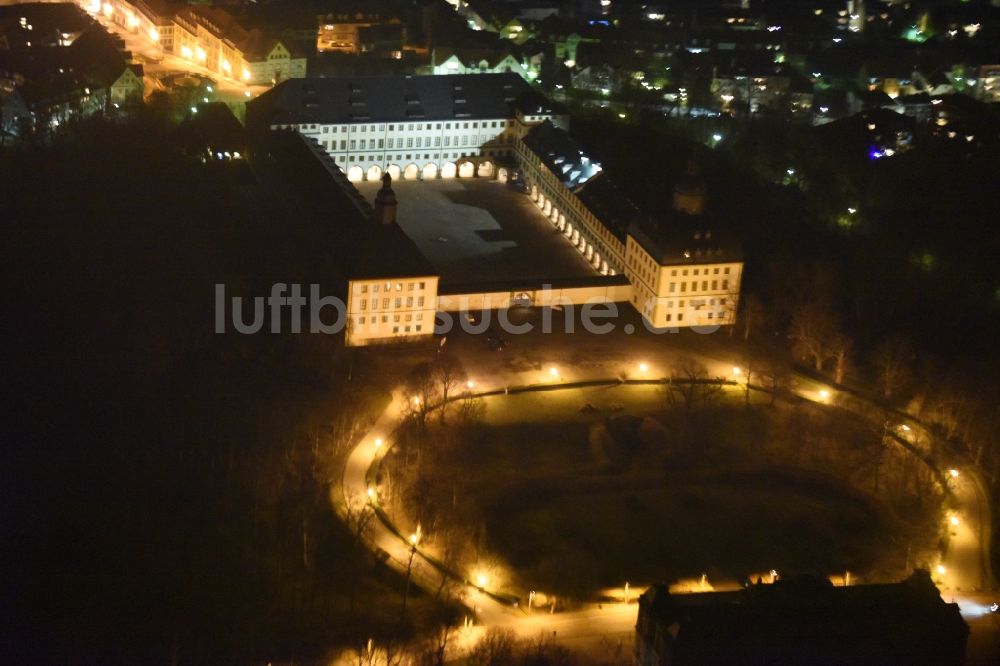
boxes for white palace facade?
[249,74,743,345]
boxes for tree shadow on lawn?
[482,465,895,593]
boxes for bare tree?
[759,347,792,406]
[468,627,517,666]
[739,292,765,341]
[404,363,436,428]
[666,355,723,409]
[872,337,915,400]
[789,301,841,373]
[433,352,466,423]
[830,332,852,385]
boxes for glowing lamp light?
[732,366,742,376]
[949,469,960,478]
[900,424,910,432]
[373,437,383,449]
[149,28,159,42]
[936,564,947,575]
[949,516,960,526]
[549,366,559,378]
[412,396,421,406]
[409,533,418,545]
[367,486,375,499]
[476,573,488,587]
[466,379,476,390]
[221,59,232,74]
[242,69,251,81]
[126,14,138,29]
[639,362,649,374]
[196,46,207,62]
[818,389,830,400]
[102,2,113,18]
[181,45,192,59]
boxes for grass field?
[398,384,935,597]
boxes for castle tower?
[373,172,397,225]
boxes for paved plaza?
[355,179,598,288]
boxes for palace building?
[248,74,743,345]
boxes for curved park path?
[336,349,996,661]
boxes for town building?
[248,74,743,341]
[429,47,529,80]
[75,0,305,85]
[0,3,144,135]
[316,11,403,56]
[635,570,968,666]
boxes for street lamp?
[476,573,488,588]
[732,366,742,377]
[374,437,383,449]
[466,379,476,390]
[549,366,559,379]
[949,469,960,478]
[936,564,947,575]
[638,362,649,374]
[949,515,960,527]
[818,389,830,401]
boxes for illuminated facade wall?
[79,0,299,85]
[346,277,439,346]
[625,237,742,330]
[273,117,524,183]
[514,138,624,278]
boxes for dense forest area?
[0,116,448,663]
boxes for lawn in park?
[421,384,933,595]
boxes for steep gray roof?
[247,73,531,126]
